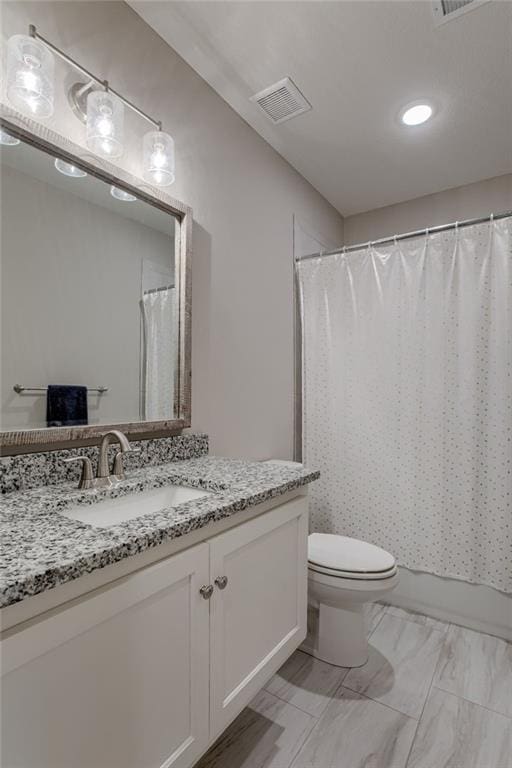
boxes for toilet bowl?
[260,463,398,668]
[306,533,399,668]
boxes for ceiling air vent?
[250,77,311,125]
[432,0,491,25]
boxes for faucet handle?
[112,447,141,480]
[63,456,94,489]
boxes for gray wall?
[1,1,344,458]
[344,174,512,245]
[1,163,172,429]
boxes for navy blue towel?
[46,385,88,427]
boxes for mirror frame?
[0,106,192,454]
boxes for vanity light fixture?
[6,34,54,118]
[143,130,175,187]
[7,25,177,185]
[54,158,87,178]
[0,129,21,146]
[110,185,137,202]
[401,103,433,126]
[86,89,124,159]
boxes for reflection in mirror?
[1,135,179,431]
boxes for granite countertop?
[0,457,319,609]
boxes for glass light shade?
[6,35,54,118]
[86,90,124,159]
[0,129,20,146]
[110,185,136,202]
[54,158,87,178]
[143,130,175,186]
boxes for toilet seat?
[308,562,398,581]
[308,533,396,581]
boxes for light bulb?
[96,108,114,137]
[20,69,40,95]
[54,158,87,178]
[151,144,166,168]
[86,90,124,159]
[143,130,175,187]
[6,35,54,118]
[0,129,20,146]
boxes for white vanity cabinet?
[209,497,308,734]
[1,496,308,768]
[1,543,211,768]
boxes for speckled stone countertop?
[0,457,319,608]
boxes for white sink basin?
[59,485,212,528]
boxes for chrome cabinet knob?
[214,576,228,590]
[199,585,214,600]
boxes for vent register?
[441,0,474,13]
[250,77,311,124]
[432,0,490,23]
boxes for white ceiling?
[129,1,512,216]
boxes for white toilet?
[306,533,399,667]
[262,461,398,668]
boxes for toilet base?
[306,565,399,668]
[315,601,368,668]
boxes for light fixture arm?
[28,24,162,130]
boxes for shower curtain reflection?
[141,286,175,421]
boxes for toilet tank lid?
[308,533,396,574]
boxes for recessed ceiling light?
[401,103,433,126]
[110,185,136,202]
[0,129,20,146]
[54,158,87,177]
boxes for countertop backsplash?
[0,434,209,495]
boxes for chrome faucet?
[97,430,131,479]
[64,429,139,489]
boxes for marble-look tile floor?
[195,604,512,768]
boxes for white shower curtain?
[298,217,511,593]
[141,287,175,421]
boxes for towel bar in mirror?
[13,385,109,395]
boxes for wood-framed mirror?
[0,107,192,454]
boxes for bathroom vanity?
[1,452,318,768]
[0,99,319,768]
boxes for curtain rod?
[295,210,512,263]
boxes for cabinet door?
[209,497,308,734]
[1,543,210,768]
